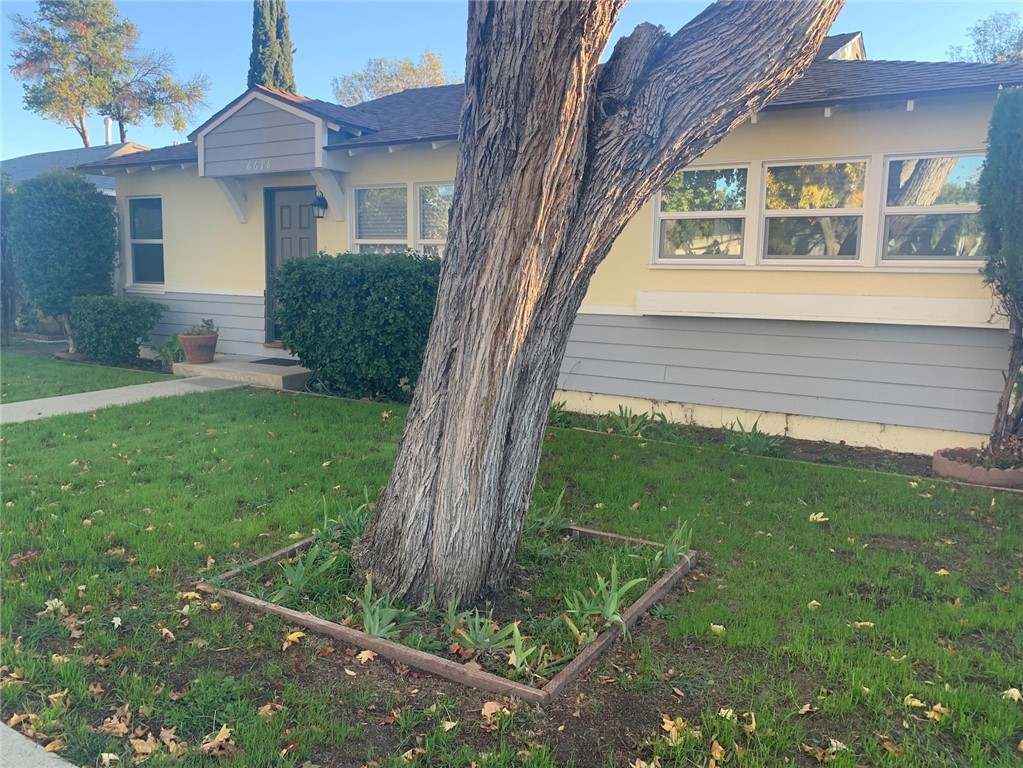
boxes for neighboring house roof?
[80,33,1023,171]
[186,84,379,141]
[1,143,148,193]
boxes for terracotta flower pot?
[180,333,218,364]
[932,447,1023,489]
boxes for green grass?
[1,344,174,403]
[1,388,1020,767]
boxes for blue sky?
[0,0,1016,160]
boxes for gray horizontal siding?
[128,291,292,358]
[559,315,1010,434]
[204,99,316,178]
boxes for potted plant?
[933,88,1023,488]
[179,319,219,364]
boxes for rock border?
[932,447,1023,489]
[198,527,695,705]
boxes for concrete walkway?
[1,725,77,766]
[0,377,243,424]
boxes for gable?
[201,96,320,178]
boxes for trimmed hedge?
[273,252,440,401]
[70,296,167,365]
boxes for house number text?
[246,159,272,171]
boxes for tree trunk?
[989,321,1023,453]
[352,0,844,606]
[74,114,91,148]
[58,312,76,354]
[118,119,128,144]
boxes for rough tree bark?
[351,0,845,606]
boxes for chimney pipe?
[104,117,113,146]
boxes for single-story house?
[1,141,149,195]
[83,32,1023,455]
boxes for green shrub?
[70,296,166,365]
[273,251,440,401]
[8,171,117,348]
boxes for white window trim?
[651,164,750,266]
[126,195,165,288]
[876,150,985,269]
[759,157,868,265]
[651,149,987,274]
[350,181,454,254]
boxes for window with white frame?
[882,154,984,261]
[129,197,164,283]
[656,167,747,260]
[354,186,408,253]
[417,183,454,257]
[353,183,453,255]
[763,161,866,260]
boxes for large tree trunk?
[989,321,1023,452]
[352,0,844,606]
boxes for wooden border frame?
[198,527,695,705]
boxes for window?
[353,183,454,255]
[763,161,865,260]
[656,168,747,260]
[129,197,164,283]
[882,155,983,261]
[354,186,407,253]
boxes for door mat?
[249,358,302,367]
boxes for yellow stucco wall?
[115,91,997,316]
[587,92,998,315]
[115,145,458,295]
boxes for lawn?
[0,388,1020,767]
[0,341,174,403]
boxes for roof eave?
[764,82,1015,112]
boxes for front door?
[266,187,317,341]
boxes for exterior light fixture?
[312,191,328,219]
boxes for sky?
[0,0,1017,160]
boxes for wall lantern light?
[312,191,329,219]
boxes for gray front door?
[266,187,317,341]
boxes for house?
[1,141,149,195]
[82,33,1023,455]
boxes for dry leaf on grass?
[199,724,236,757]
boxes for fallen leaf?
[934,568,951,576]
[160,626,175,642]
[442,720,458,731]
[709,624,725,635]
[176,591,202,601]
[199,724,236,757]
[807,600,821,610]
[356,649,378,665]
[926,703,951,721]
[1002,688,1022,703]
[344,668,356,677]
[798,703,816,715]
[904,694,926,708]
[129,733,159,756]
[400,747,426,762]
[808,512,830,523]
[854,621,875,629]
[89,682,104,697]
[44,739,64,753]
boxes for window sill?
[648,260,985,274]
[125,284,166,295]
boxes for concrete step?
[173,355,314,391]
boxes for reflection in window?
[355,187,407,253]
[763,162,865,259]
[883,155,984,261]
[129,198,164,283]
[418,184,453,257]
[656,167,747,259]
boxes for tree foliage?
[331,49,452,106]
[247,0,296,92]
[8,172,116,351]
[979,88,1023,451]
[8,0,210,146]
[946,10,1023,63]
[0,172,16,347]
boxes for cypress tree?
[247,0,296,91]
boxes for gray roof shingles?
[1,143,149,191]
[79,34,1023,170]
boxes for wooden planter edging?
[197,527,695,706]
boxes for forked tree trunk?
[989,321,1023,452]
[352,0,844,606]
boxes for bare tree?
[352,0,844,606]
